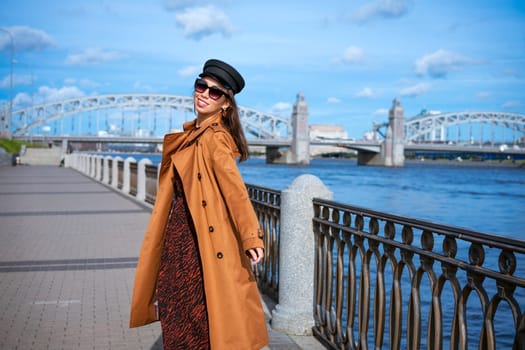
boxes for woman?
[130,59,269,350]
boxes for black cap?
[199,59,245,94]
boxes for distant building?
[309,124,355,157]
[309,124,348,140]
[248,124,357,157]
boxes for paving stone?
[0,165,325,349]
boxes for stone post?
[123,157,136,194]
[80,154,87,174]
[90,155,96,178]
[95,155,103,181]
[111,156,122,188]
[64,153,75,169]
[136,158,152,202]
[102,156,110,184]
[271,174,333,335]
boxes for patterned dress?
[157,170,210,350]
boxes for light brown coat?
[129,113,269,349]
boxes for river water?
[238,157,525,239]
[122,154,525,238]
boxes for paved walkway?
[0,165,324,350]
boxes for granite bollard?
[271,174,332,335]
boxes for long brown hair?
[223,90,249,162]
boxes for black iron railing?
[312,198,525,350]
[247,184,281,303]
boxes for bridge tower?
[358,98,405,166]
[384,98,405,166]
[290,93,310,165]
[266,92,310,165]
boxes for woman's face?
[194,76,230,117]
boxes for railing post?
[111,156,122,188]
[271,174,332,335]
[81,154,88,174]
[95,155,103,181]
[123,157,136,194]
[89,155,96,178]
[136,158,152,202]
[83,154,89,174]
[64,153,76,169]
[102,156,111,184]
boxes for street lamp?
[0,28,14,136]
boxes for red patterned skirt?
[157,172,210,350]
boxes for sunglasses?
[194,78,228,100]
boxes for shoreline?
[310,155,525,168]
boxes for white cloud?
[133,81,154,92]
[13,92,32,107]
[352,0,414,23]
[0,25,55,52]
[414,49,471,78]
[14,85,85,108]
[502,100,521,108]
[373,108,389,116]
[356,87,375,98]
[64,78,101,89]
[0,74,33,88]
[327,97,341,104]
[38,85,85,102]
[399,82,431,97]
[178,65,200,78]
[65,48,121,66]
[271,102,292,113]
[339,46,364,64]
[175,6,234,40]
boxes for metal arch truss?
[404,111,525,142]
[239,106,290,138]
[10,93,290,139]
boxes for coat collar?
[181,112,223,148]
[161,112,226,162]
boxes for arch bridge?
[5,94,525,166]
[373,111,525,144]
[7,93,290,140]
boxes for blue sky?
[1,0,524,139]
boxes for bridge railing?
[66,152,525,349]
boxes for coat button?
[197,173,202,180]
[212,123,218,126]
[209,226,214,232]
[202,200,207,207]
[217,252,223,259]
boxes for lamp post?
[0,28,14,136]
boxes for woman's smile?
[196,96,209,108]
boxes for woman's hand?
[246,247,264,265]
